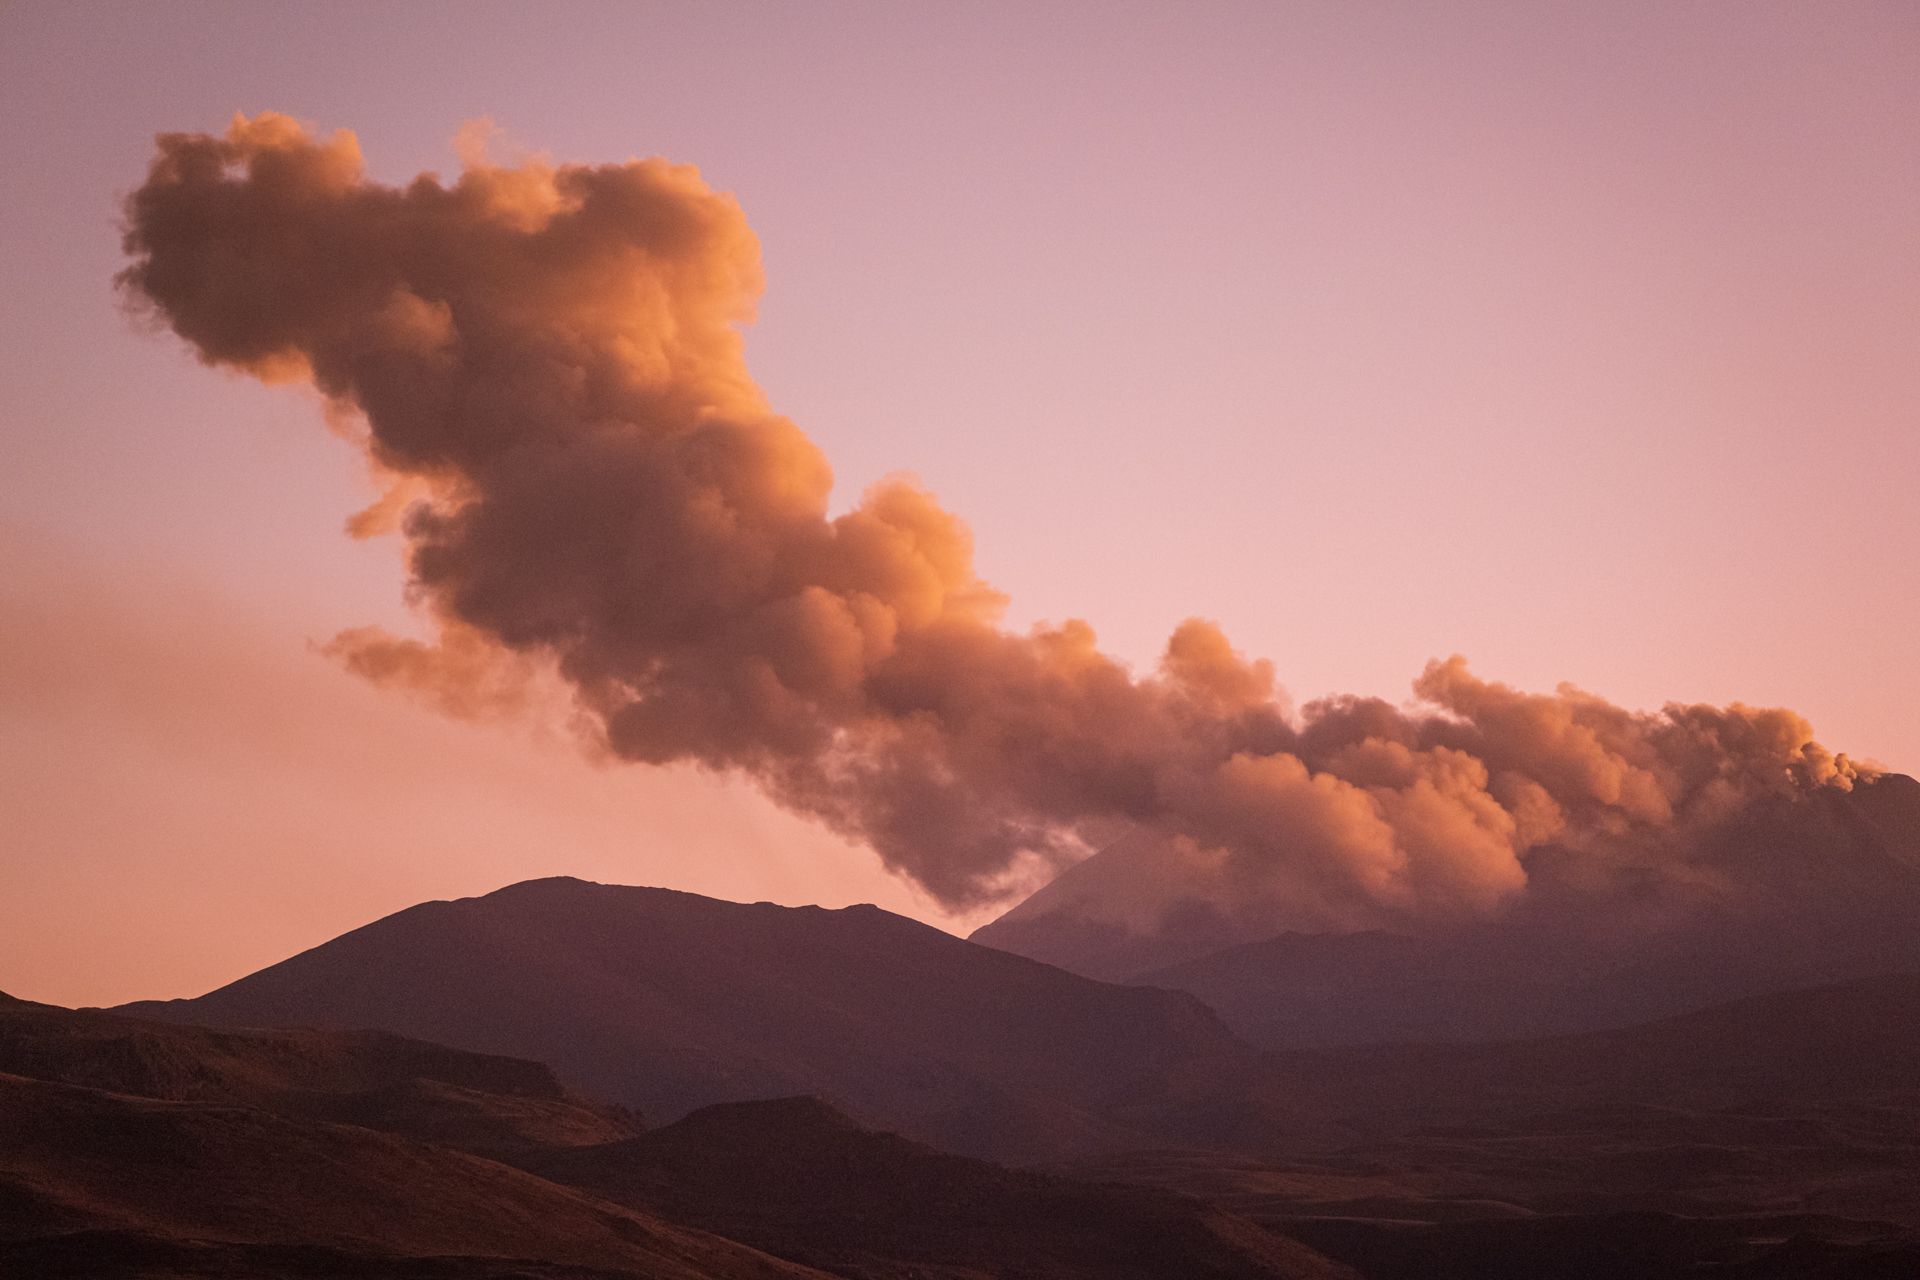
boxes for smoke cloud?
[119,115,1873,922]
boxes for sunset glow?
[2,2,1915,1007]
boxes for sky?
[2,1,1916,1008]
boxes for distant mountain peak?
[112,878,1274,1163]
[665,1095,868,1141]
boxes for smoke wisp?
[119,115,1873,926]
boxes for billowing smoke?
[120,115,1873,926]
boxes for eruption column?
[120,114,1868,930]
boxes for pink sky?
[2,1,1915,1007]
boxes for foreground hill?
[518,1095,1355,1280]
[118,877,1289,1162]
[977,774,1920,1045]
[0,990,637,1155]
[1,995,1355,1279]
[0,1069,832,1280]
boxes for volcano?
[971,773,1920,1045]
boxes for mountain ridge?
[116,876,1293,1162]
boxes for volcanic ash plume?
[120,114,1875,929]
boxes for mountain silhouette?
[18,900,1920,1275]
[117,877,1290,1161]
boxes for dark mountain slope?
[1127,914,1920,1050]
[118,877,1288,1161]
[1,990,637,1155]
[1131,930,1496,1047]
[518,1095,1355,1280]
[2,992,1356,1279]
[0,1070,833,1280]
[1054,972,1920,1239]
[1258,968,1920,1125]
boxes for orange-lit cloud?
[117,114,1874,930]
